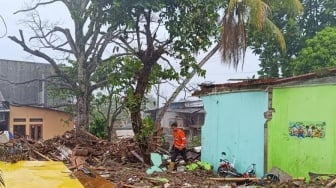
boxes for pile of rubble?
[1,130,336,188]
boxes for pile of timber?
[0,129,141,170]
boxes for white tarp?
[0,131,10,143]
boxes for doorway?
[13,125,26,138]
[30,124,42,140]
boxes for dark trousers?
[171,146,188,162]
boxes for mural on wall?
[289,121,326,138]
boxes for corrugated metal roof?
[194,68,336,96]
[167,107,204,114]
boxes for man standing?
[169,122,188,172]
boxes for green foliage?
[220,0,302,68]
[165,0,221,52]
[90,56,133,140]
[190,135,201,148]
[97,0,222,83]
[251,0,336,78]
[251,14,303,78]
[89,115,109,139]
[291,27,336,75]
[186,161,212,171]
[136,116,155,146]
[92,0,223,146]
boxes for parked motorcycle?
[217,152,256,178]
[217,151,280,185]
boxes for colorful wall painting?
[268,85,336,179]
[289,121,326,138]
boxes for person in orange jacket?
[169,122,188,171]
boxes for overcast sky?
[0,1,260,101]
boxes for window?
[30,124,43,140]
[0,113,5,121]
[14,125,26,138]
[14,118,26,122]
[30,118,43,122]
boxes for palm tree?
[154,1,304,130]
[220,0,303,69]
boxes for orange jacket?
[173,128,186,149]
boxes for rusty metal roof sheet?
[194,68,336,96]
[167,107,205,114]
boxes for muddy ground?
[0,129,335,188]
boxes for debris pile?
[0,130,336,187]
[0,129,140,164]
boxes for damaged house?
[195,69,336,179]
[146,97,205,145]
[0,92,10,131]
[0,59,73,140]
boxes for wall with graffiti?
[289,121,326,138]
[268,85,336,179]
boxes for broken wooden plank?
[209,177,260,182]
[32,150,52,161]
[73,147,89,156]
[77,129,100,140]
[326,177,336,187]
[292,177,306,181]
[156,147,170,155]
[309,172,336,179]
[130,150,144,163]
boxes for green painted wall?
[268,85,336,179]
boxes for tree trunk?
[129,61,154,164]
[76,56,91,130]
[154,44,220,129]
[130,97,152,164]
[108,125,113,141]
[76,95,90,129]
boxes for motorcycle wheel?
[261,173,280,184]
[217,166,229,177]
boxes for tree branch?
[90,79,109,92]
[155,44,220,129]
[29,27,73,54]
[8,30,77,89]
[53,26,78,56]
[118,36,138,55]
[0,15,7,38]
[13,0,60,14]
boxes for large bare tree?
[9,0,125,129]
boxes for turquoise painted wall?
[201,91,268,177]
[268,85,336,179]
